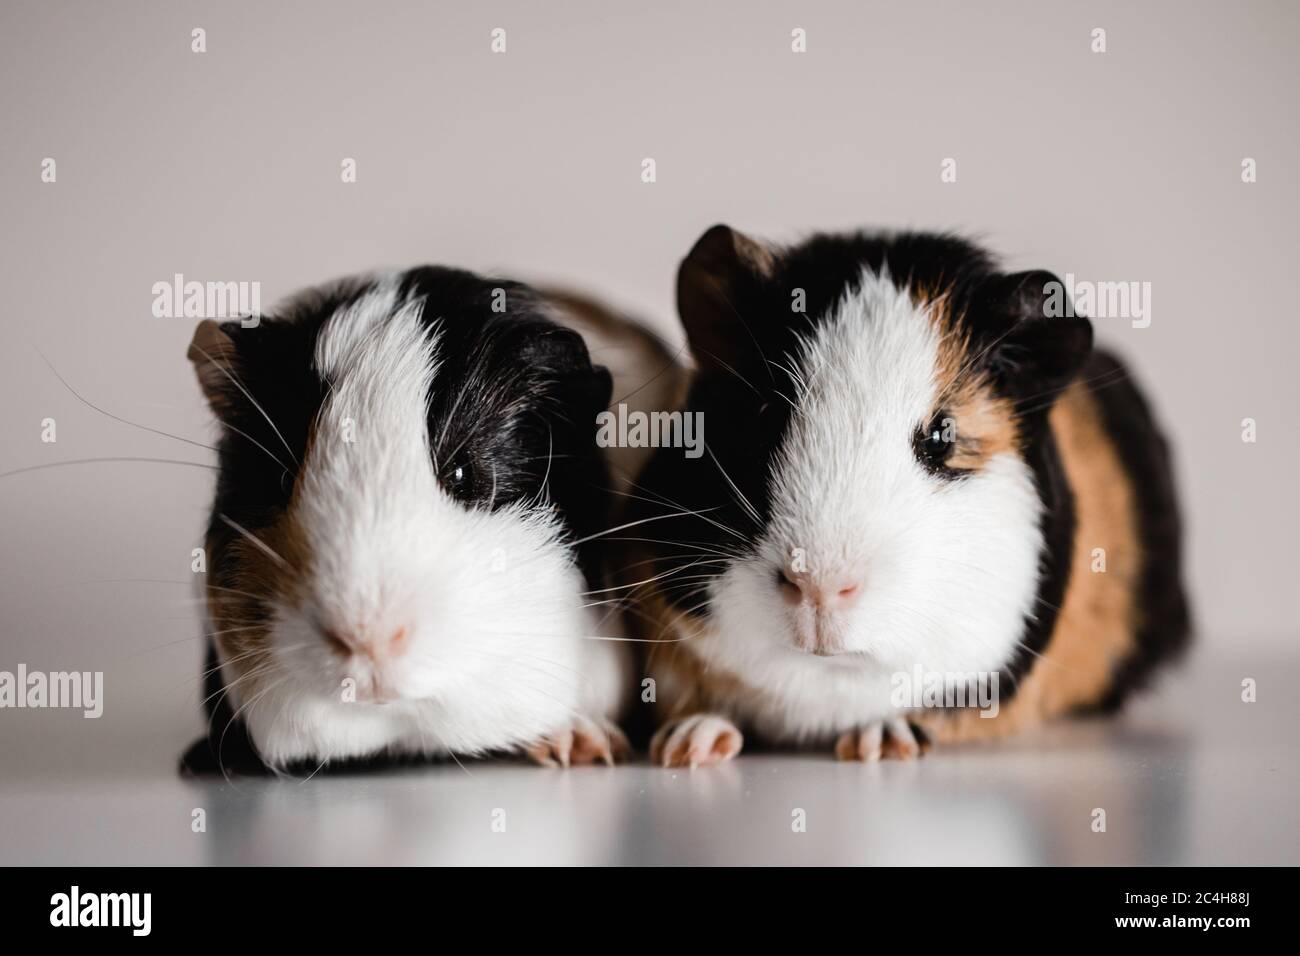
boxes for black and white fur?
[181,267,633,773]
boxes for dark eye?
[913,412,956,471]
[444,456,475,500]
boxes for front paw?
[650,713,743,768]
[527,715,630,768]
[835,718,932,762]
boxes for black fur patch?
[1002,425,1076,688]
[395,267,613,580]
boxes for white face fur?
[220,283,609,768]
[694,272,1044,742]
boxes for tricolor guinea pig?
[622,225,1190,766]
[179,267,642,774]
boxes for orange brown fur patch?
[942,381,1018,471]
[920,290,1019,472]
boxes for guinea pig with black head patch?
[622,225,1190,766]
[180,267,641,774]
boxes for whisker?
[0,456,217,481]
[36,348,218,454]
[581,557,721,596]
[706,446,762,527]
[218,513,288,570]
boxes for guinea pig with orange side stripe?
[621,225,1190,766]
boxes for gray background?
[0,1,1296,865]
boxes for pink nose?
[779,567,863,611]
[322,625,409,660]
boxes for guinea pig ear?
[521,325,613,412]
[974,270,1093,401]
[677,224,776,374]
[187,319,242,416]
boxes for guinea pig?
[179,267,644,774]
[621,225,1190,766]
